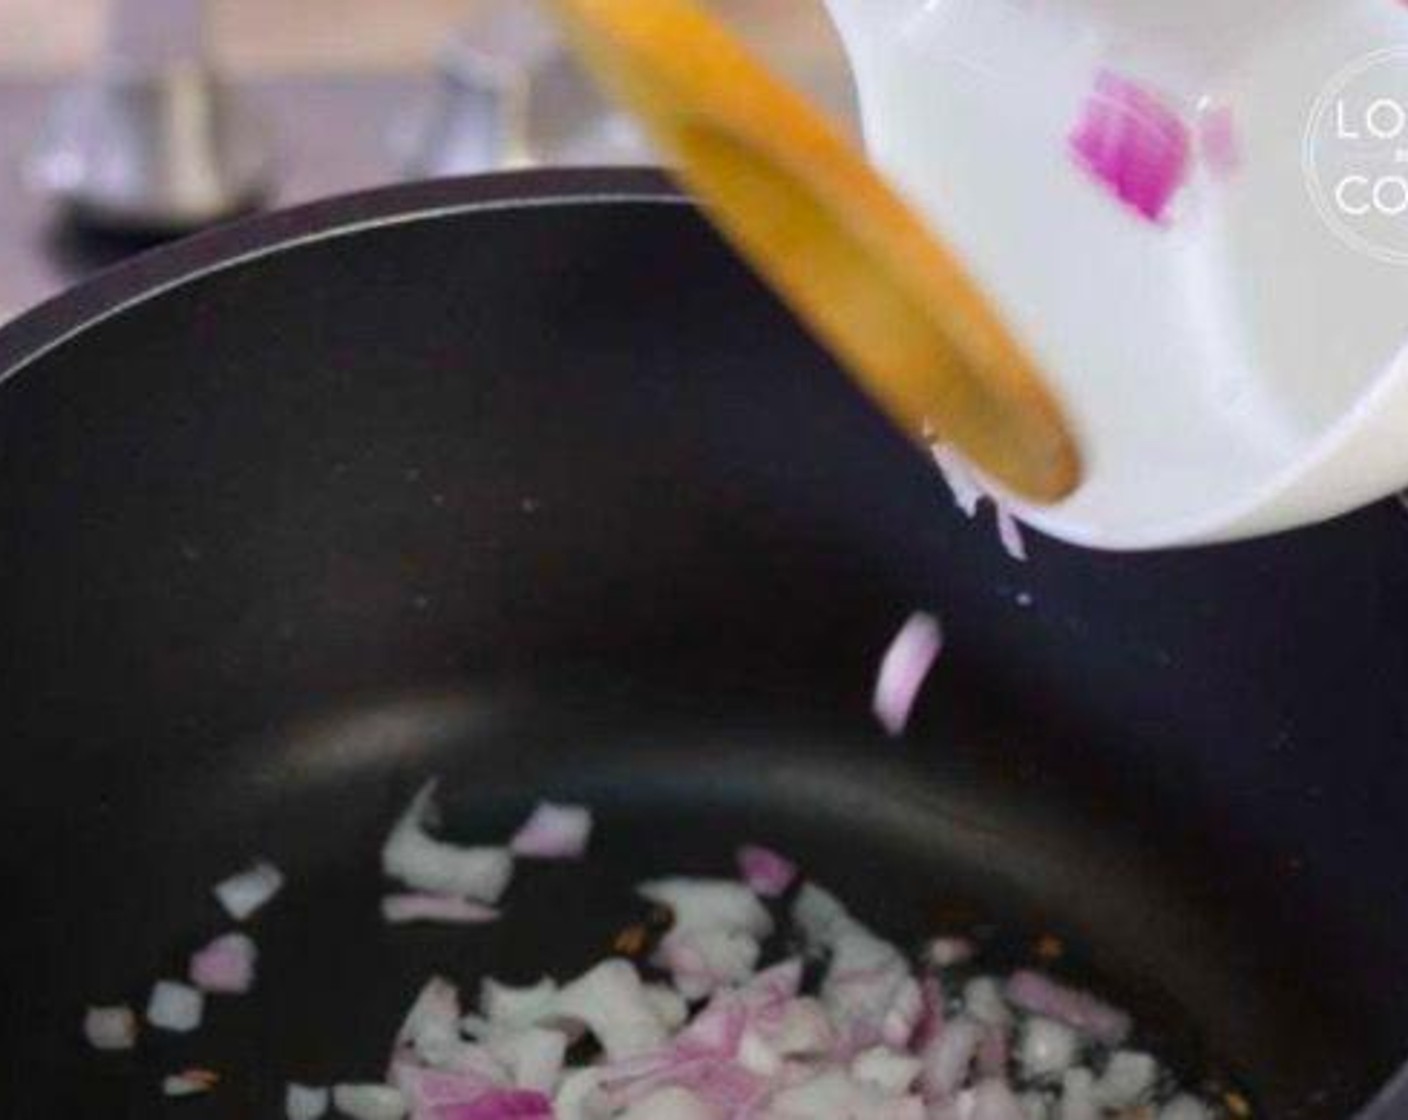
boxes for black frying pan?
[1,170,1406,1120]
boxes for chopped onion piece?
[213,859,285,921]
[1093,1051,1156,1109]
[971,1078,1028,1120]
[163,1068,219,1097]
[1005,971,1130,1046]
[383,781,514,903]
[554,1068,607,1120]
[83,1005,137,1051]
[873,612,944,737]
[1160,1095,1213,1120]
[1019,1017,1078,1079]
[190,931,257,994]
[852,1046,923,1095]
[996,507,1028,562]
[510,802,593,860]
[921,1017,983,1101]
[619,1086,718,1120]
[1059,1068,1098,1120]
[146,980,204,1033]
[480,977,560,1030]
[287,1083,331,1120]
[637,878,774,939]
[555,959,669,1060]
[487,1027,568,1094]
[382,893,501,926]
[1070,69,1191,224]
[736,844,798,898]
[925,937,975,968]
[963,977,1012,1030]
[333,1083,409,1120]
[643,985,689,1032]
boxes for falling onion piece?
[736,844,798,898]
[1070,69,1191,224]
[190,931,258,994]
[83,1005,137,1051]
[332,1083,409,1120]
[146,979,204,1033]
[162,1068,220,1097]
[873,611,944,737]
[382,892,502,925]
[382,780,514,903]
[509,802,594,859]
[286,1083,331,1120]
[213,859,285,921]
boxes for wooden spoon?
[550,0,1081,503]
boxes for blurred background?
[0,0,856,321]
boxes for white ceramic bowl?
[826,0,1408,548]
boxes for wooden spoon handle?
[550,0,1081,503]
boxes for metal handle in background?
[26,0,274,234]
[396,0,652,179]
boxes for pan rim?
[0,167,686,390]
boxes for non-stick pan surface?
[1,171,1406,1120]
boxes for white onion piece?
[162,1069,218,1097]
[925,937,976,968]
[643,985,689,1032]
[793,883,853,949]
[1058,1068,1098,1120]
[189,931,258,994]
[1093,1051,1157,1109]
[555,960,668,1060]
[509,802,593,860]
[332,1084,408,1120]
[921,1017,983,1101]
[487,1026,568,1094]
[1020,1091,1052,1120]
[765,997,836,1059]
[382,781,514,903]
[286,1083,330,1120]
[872,612,944,737]
[851,1047,923,1095]
[619,1086,719,1120]
[962,978,1012,1030]
[480,977,560,1030]
[382,893,501,926]
[146,980,204,1033]
[637,878,773,939]
[654,927,761,1000]
[971,1079,1028,1120]
[554,1068,609,1120]
[83,1005,137,1051]
[1019,1018,1079,1080]
[822,925,911,1048]
[1160,1095,1213,1120]
[213,860,285,921]
[398,976,463,1051]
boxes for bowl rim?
[0,168,686,390]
